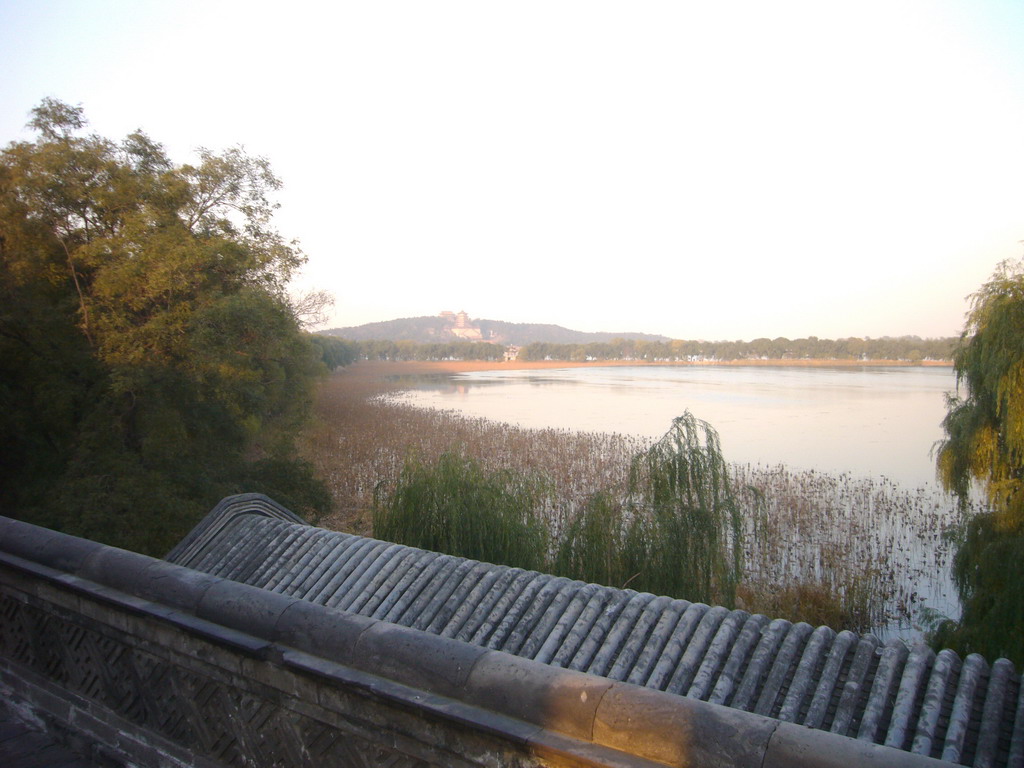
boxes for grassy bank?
[299,361,964,634]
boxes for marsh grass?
[299,367,644,535]
[734,464,967,633]
[372,449,549,570]
[300,364,968,635]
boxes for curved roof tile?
[167,494,1024,767]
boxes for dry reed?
[299,363,971,636]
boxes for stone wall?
[0,516,955,767]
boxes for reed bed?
[299,366,646,536]
[732,464,966,633]
[299,364,971,636]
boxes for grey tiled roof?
[167,494,1024,767]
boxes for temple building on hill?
[440,309,484,341]
[439,309,471,328]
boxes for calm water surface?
[392,365,957,489]
[389,364,965,635]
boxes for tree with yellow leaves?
[933,258,1024,663]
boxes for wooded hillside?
[324,315,670,345]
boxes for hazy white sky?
[4,0,1024,340]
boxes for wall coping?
[0,515,957,768]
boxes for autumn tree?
[0,99,329,554]
[932,258,1024,663]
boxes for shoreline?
[339,357,952,379]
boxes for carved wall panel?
[0,589,459,768]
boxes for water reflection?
[390,365,956,489]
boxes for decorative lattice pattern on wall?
[0,591,433,768]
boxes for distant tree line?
[330,335,955,363]
[337,339,508,362]
[518,335,955,363]
[309,334,361,369]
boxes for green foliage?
[242,456,333,526]
[930,514,1024,663]
[933,258,1024,664]
[376,414,745,607]
[373,450,549,570]
[553,490,634,588]
[625,413,744,605]
[554,413,744,605]
[938,258,1024,521]
[309,334,358,370]
[0,100,329,554]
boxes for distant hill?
[323,314,670,346]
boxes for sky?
[4,0,1024,341]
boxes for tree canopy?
[0,99,331,554]
[933,258,1024,663]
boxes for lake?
[386,363,966,636]
[389,364,957,489]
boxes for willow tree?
[933,258,1024,663]
[0,99,329,554]
[373,450,549,571]
[624,412,745,606]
